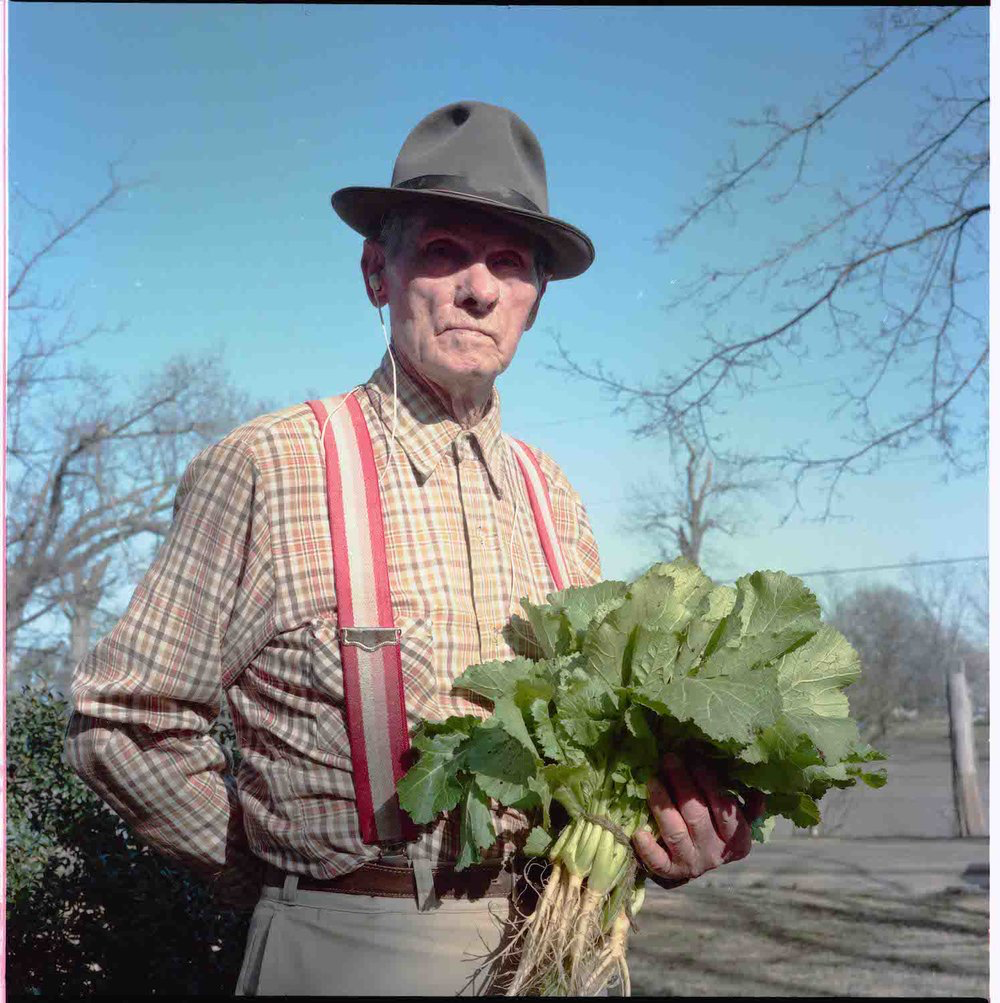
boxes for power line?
[784,555,987,578]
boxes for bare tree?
[554,7,987,517]
[828,562,987,745]
[624,433,763,568]
[830,585,932,744]
[7,170,271,687]
[966,562,989,642]
[905,561,987,705]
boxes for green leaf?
[765,791,821,828]
[778,625,859,716]
[628,626,680,689]
[582,614,633,690]
[847,764,888,788]
[411,715,480,752]
[636,663,782,747]
[766,625,864,765]
[750,814,776,843]
[540,763,593,818]
[400,558,885,860]
[521,598,572,658]
[624,703,655,741]
[845,741,888,764]
[733,733,821,794]
[550,580,629,645]
[506,613,543,658]
[523,825,554,857]
[609,759,653,801]
[523,686,563,762]
[581,561,714,691]
[527,773,554,828]
[676,585,736,673]
[619,705,659,776]
[456,782,496,870]
[630,560,717,632]
[453,657,537,704]
[396,729,469,824]
[492,695,540,759]
[463,721,537,804]
[554,672,619,747]
[701,571,821,676]
[514,671,557,704]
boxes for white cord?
[316,386,360,443]
[375,300,399,489]
[316,305,399,489]
[318,297,512,614]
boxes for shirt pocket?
[308,614,436,753]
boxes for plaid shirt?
[65,353,601,905]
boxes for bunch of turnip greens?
[396,559,886,996]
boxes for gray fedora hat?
[331,100,595,280]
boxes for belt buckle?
[378,840,410,867]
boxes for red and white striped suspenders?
[505,436,571,592]
[307,393,569,845]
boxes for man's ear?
[361,240,387,307]
[524,275,549,331]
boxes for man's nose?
[456,262,500,314]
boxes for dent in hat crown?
[390,101,549,214]
[331,99,595,280]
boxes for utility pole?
[947,659,987,836]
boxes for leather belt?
[264,862,515,900]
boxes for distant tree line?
[830,575,987,744]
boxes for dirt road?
[627,715,990,998]
[629,837,987,997]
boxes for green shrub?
[7,684,251,996]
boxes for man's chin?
[431,349,504,384]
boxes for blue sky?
[10,4,988,605]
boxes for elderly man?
[66,101,760,997]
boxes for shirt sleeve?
[64,438,276,907]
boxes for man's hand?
[631,752,765,890]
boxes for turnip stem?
[574,820,603,876]
[548,826,570,861]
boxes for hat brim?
[331,186,594,280]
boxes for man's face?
[362,209,547,397]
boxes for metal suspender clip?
[339,626,402,652]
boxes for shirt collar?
[363,351,508,497]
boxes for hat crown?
[390,101,549,214]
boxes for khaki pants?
[234,874,513,996]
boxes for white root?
[574,897,633,996]
[487,824,644,997]
[567,886,605,986]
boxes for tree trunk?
[58,557,110,694]
[5,570,31,669]
[948,668,987,837]
[64,602,95,691]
